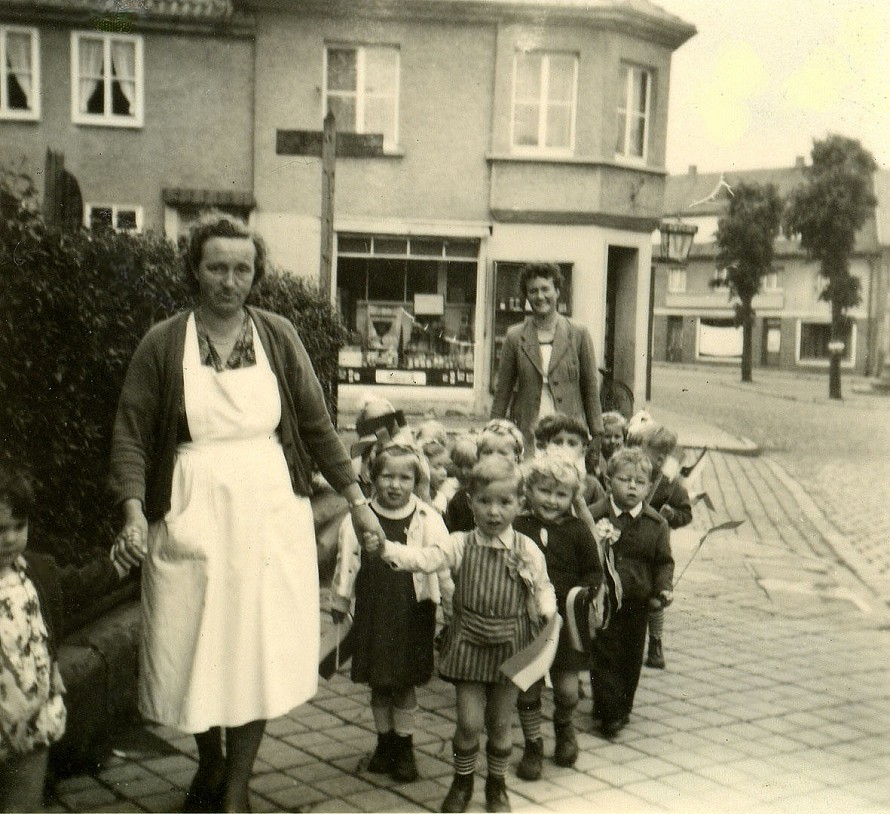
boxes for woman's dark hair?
[519,262,563,300]
[0,466,36,519]
[184,210,268,293]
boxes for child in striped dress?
[370,456,556,813]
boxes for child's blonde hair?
[451,434,478,470]
[626,422,678,457]
[522,450,582,497]
[416,419,448,448]
[601,411,628,434]
[368,440,430,498]
[478,419,524,461]
[625,410,654,444]
[606,446,653,480]
[468,456,522,496]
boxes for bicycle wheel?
[600,379,634,420]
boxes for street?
[48,365,890,813]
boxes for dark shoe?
[515,738,543,781]
[646,637,666,669]
[367,731,395,774]
[484,776,511,812]
[599,718,625,740]
[391,734,419,783]
[183,772,225,813]
[441,773,474,813]
[553,722,578,767]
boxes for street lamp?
[657,218,698,264]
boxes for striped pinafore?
[438,531,534,684]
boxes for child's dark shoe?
[484,777,511,812]
[441,773,474,813]
[391,734,419,782]
[646,637,666,668]
[553,722,578,767]
[515,738,543,780]
[599,717,625,739]
[367,731,395,773]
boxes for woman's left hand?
[350,503,385,552]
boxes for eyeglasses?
[612,476,649,488]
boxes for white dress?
[139,315,319,733]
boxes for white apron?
[139,315,319,733]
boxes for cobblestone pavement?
[49,444,890,812]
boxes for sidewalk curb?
[762,456,890,612]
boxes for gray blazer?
[491,315,603,449]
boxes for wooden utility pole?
[319,111,336,299]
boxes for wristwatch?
[348,496,370,509]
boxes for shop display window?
[336,234,479,387]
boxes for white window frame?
[615,63,652,163]
[1,26,40,120]
[71,31,143,127]
[322,44,400,152]
[84,203,143,233]
[795,320,856,368]
[510,51,578,156]
[762,269,781,291]
[667,268,687,293]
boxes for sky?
[653,0,890,174]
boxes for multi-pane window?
[85,204,142,233]
[798,321,854,364]
[616,63,652,161]
[511,51,577,153]
[1,26,39,120]
[324,45,399,151]
[71,32,143,126]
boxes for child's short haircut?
[625,421,678,457]
[420,438,447,461]
[0,466,36,518]
[468,456,522,496]
[416,419,448,448]
[606,447,653,480]
[601,411,628,434]
[369,440,428,484]
[533,413,590,447]
[523,451,582,495]
[451,435,478,470]
[625,410,654,444]
[478,419,524,460]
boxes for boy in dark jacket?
[587,448,673,739]
[628,423,691,669]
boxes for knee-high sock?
[648,606,665,639]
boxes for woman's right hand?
[112,499,148,570]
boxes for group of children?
[332,397,693,813]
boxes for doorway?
[604,246,639,393]
[762,317,781,366]
[667,315,684,362]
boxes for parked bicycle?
[599,367,634,419]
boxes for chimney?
[795,156,805,168]
[688,164,697,178]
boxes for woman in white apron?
[110,213,384,813]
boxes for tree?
[711,182,784,382]
[784,135,877,399]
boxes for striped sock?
[648,606,665,639]
[453,742,478,776]
[517,701,542,742]
[486,745,511,780]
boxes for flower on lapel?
[594,518,621,545]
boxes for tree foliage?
[0,192,347,564]
[712,181,783,382]
[784,134,877,397]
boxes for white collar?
[371,494,418,519]
[610,497,643,518]
[477,527,515,548]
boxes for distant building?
[652,161,881,375]
[0,0,255,236]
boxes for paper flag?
[319,614,354,680]
[680,447,708,478]
[674,519,745,587]
[499,614,563,691]
[690,491,715,511]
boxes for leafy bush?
[0,204,346,564]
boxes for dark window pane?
[374,237,408,255]
[90,207,113,232]
[406,260,439,298]
[338,235,371,254]
[116,209,137,231]
[7,72,28,110]
[367,258,405,300]
[410,238,443,257]
[327,48,356,92]
[86,81,105,114]
[446,263,477,304]
[336,257,367,331]
[444,240,479,258]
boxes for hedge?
[0,203,347,564]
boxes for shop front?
[335,232,482,408]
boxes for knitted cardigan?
[109,306,355,520]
